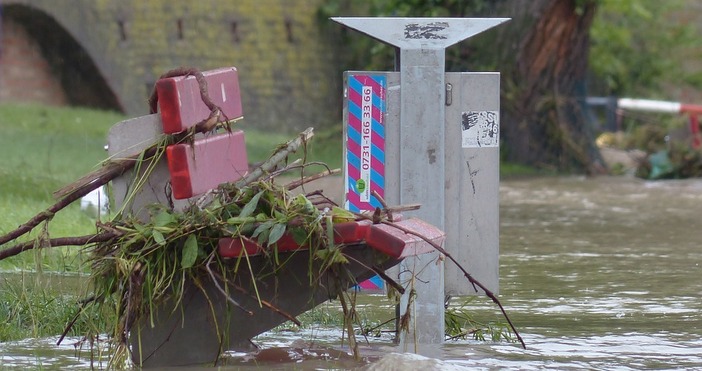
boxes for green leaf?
[315,248,347,264]
[290,227,307,245]
[257,229,271,246]
[268,223,287,246]
[153,211,176,228]
[331,206,356,223]
[153,226,175,234]
[152,229,166,246]
[181,235,198,269]
[273,209,287,221]
[227,216,256,225]
[133,223,148,236]
[238,223,256,236]
[292,193,308,207]
[315,248,329,260]
[252,221,274,239]
[333,253,348,264]
[224,203,241,218]
[292,193,315,214]
[240,190,264,218]
[208,198,222,210]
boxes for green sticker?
[356,179,366,193]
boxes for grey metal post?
[398,46,447,347]
[333,17,508,348]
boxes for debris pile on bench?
[0,67,447,367]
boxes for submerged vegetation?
[272,295,515,344]
[445,299,515,343]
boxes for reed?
[445,298,516,343]
[0,276,112,342]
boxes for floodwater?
[1,176,701,369]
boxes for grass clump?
[445,298,515,343]
[0,276,111,342]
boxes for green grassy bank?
[0,104,122,271]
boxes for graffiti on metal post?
[461,111,499,148]
[404,22,449,39]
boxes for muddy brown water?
[1,176,701,369]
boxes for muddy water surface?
[1,176,701,369]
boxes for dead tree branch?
[381,219,526,349]
[235,127,315,188]
[0,232,119,261]
[285,168,341,191]
[0,155,143,247]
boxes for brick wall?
[0,17,67,106]
[0,0,346,132]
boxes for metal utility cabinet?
[334,17,508,347]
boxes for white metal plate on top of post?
[331,17,509,49]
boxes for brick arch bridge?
[0,0,342,132]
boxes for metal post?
[333,17,508,348]
[398,46,447,346]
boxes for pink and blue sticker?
[346,74,386,213]
[345,74,387,291]
[355,275,385,292]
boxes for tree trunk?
[501,0,605,173]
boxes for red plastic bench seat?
[217,218,443,259]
